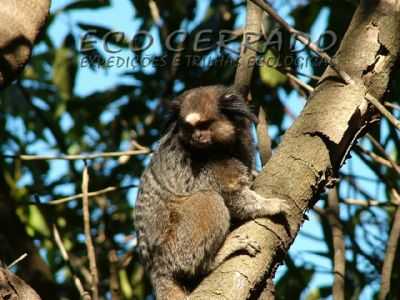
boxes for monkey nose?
[193,131,209,145]
[193,131,202,142]
[193,131,201,139]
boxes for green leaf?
[53,34,78,105]
[120,269,133,299]
[260,50,287,88]
[27,206,50,237]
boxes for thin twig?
[148,0,170,54]
[7,253,28,269]
[366,134,400,174]
[281,67,321,81]
[48,184,138,205]
[366,93,400,131]
[148,0,163,27]
[327,188,345,300]
[131,140,150,152]
[384,101,400,111]
[379,190,400,300]
[53,225,90,300]
[285,72,314,94]
[250,0,353,84]
[1,149,150,161]
[344,198,385,207]
[82,164,99,300]
[355,145,399,170]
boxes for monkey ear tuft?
[161,99,181,133]
[222,93,239,101]
[220,92,257,123]
[220,93,242,104]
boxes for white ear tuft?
[185,113,201,125]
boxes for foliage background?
[0,0,399,299]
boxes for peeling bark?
[0,0,50,88]
[190,1,400,299]
[0,267,41,300]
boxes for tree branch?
[190,1,400,298]
[327,188,345,300]
[234,0,263,96]
[82,164,99,300]
[52,225,90,299]
[2,149,150,161]
[378,190,400,300]
[0,267,41,300]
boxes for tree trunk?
[190,1,400,298]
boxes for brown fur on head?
[168,85,256,150]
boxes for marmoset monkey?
[135,85,289,299]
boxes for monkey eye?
[196,120,212,130]
[180,120,194,130]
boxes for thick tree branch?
[190,1,400,299]
[0,0,50,88]
[234,0,263,96]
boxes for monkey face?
[170,85,256,151]
[179,116,236,149]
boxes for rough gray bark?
[0,267,41,300]
[190,1,400,299]
[0,0,51,88]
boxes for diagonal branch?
[190,1,400,299]
[52,225,90,299]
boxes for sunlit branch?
[1,149,150,161]
[82,164,99,300]
[52,225,90,299]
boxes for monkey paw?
[265,198,291,216]
[230,233,261,256]
[211,233,261,270]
